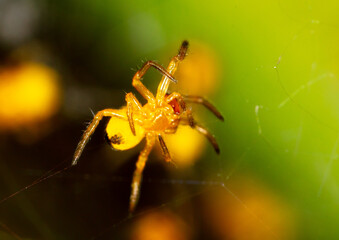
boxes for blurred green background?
[1,0,339,239]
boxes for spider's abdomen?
[105,109,145,151]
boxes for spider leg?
[158,134,177,168]
[183,95,224,121]
[185,107,195,128]
[156,41,189,101]
[166,92,195,128]
[158,134,171,162]
[129,133,155,212]
[194,124,220,154]
[126,92,142,136]
[181,120,220,155]
[72,109,125,166]
[167,93,221,154]
[133,60,177,102]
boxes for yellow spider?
[72,41,224,212]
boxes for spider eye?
[105,111,145,151]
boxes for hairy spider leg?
[156,41,189,102]
[183,95,224,121]
[132,60,177,103]
[179,118,220,154]
[194,124,220,154]
[126,92,142,136]
[130,133,155,212]
[158,134,171,162]
[72,109,126,165]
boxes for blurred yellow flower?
[161,125,206,167]
[173,40,220,96]
[202,177,296,240]
[0,62,60,131]
[130,210,191,240]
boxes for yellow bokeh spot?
[162,125,206,167]
[106,109,145,151]
[0,62,60,130]
[202,177,296,240]
[130,210,190,240]
[173,41,220,96]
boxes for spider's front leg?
[72,109,125,166]
[156,40,189,100]
[183,95,224,121]
[192,123,220,154]
[132,61,177,103]
[129,133,155,212]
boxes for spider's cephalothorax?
[72,41,224,212]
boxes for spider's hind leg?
[129,134,155,212]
